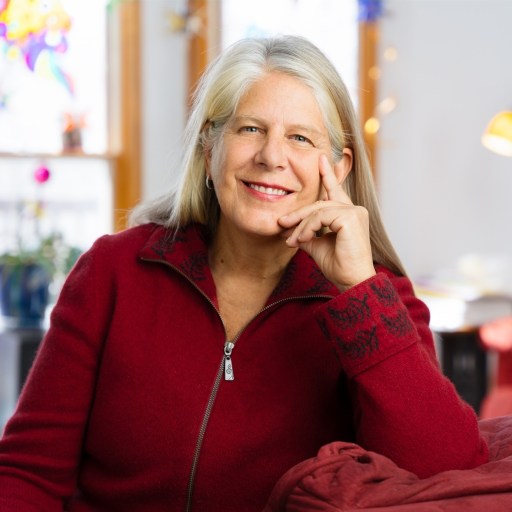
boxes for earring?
[205,175,214,190]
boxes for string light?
[383,46,398,61]
[364,116,380,135]
[377,96,397,115]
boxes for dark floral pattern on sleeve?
[381,310,414,337]
[327,294,370,328]
[316,274,421,372]
[370,280,399,307]
[180,252,209,281]
[334,327,379,359]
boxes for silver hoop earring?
[205,175,214,190]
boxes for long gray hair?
[129,35,406,276]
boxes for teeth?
[248,183,288,196]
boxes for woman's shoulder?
[82,222,208,269]
[87,222,167,254]
[68,223,168,277]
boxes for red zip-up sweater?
[0,223,488,511]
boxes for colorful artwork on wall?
[0,0,73,94]
[0,1,106,153]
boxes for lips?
[243,181,291,196]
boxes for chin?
[249,225,283,239]
[220,210,285,240]
[241,218,284,238]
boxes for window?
[0,0,107,153]
[220,0,359,105]
[0,0,112,258]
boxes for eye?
[240,126,260,133]
[291,134,313,145]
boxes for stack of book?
[414,281,512,333]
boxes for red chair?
[479,317,512,418]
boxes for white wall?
[141,0,188,201]
[378,0,512,290]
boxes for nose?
[255,133,287,170]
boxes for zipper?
[140,257,236,511]
[140,256,333,511]
[184,337,240,512]
[223,341,235,380]
[183,294,335,512]
[184,349,225,512]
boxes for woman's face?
[207,71,344,239]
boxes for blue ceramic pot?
[0,262,50,328]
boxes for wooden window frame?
[110,0,142,231]
[359,20,379,178]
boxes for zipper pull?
[224,341,235,381]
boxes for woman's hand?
[278,154,376,291]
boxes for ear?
[333,148,353,186]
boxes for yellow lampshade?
[482,111,512,157]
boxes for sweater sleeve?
[315,268,489,478]
[0,236,115,510]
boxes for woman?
[0,36,487,511]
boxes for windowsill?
[0,151,118,160]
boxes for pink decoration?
[34,165,51,184]
[480,317,512,351]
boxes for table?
[436,329,488,413]
[0,327,45,429]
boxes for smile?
[245,182,291,196]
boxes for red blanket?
[264,415,512,511]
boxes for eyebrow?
[232,115,327,138]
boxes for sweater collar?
[139,223,338,306]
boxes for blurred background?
[1,0,512,426]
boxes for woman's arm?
[315,267,489,478]
[0,236,115,509]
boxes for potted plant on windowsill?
[0,166,82,329]
[0,233,82,329]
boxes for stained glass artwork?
[0,0,73,92]
[0,0,107,153]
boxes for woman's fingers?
[279,155,375,290]
[277,152,351,230]
[279,200,335,227]
[278,152,374,289]
[281,204,351,247]
[277,151,360,248]
[319,153,352,204]
[319,154,342,201]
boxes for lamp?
[482,111,512,157]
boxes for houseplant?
[0,232,82,328]
[0,166,82,328]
